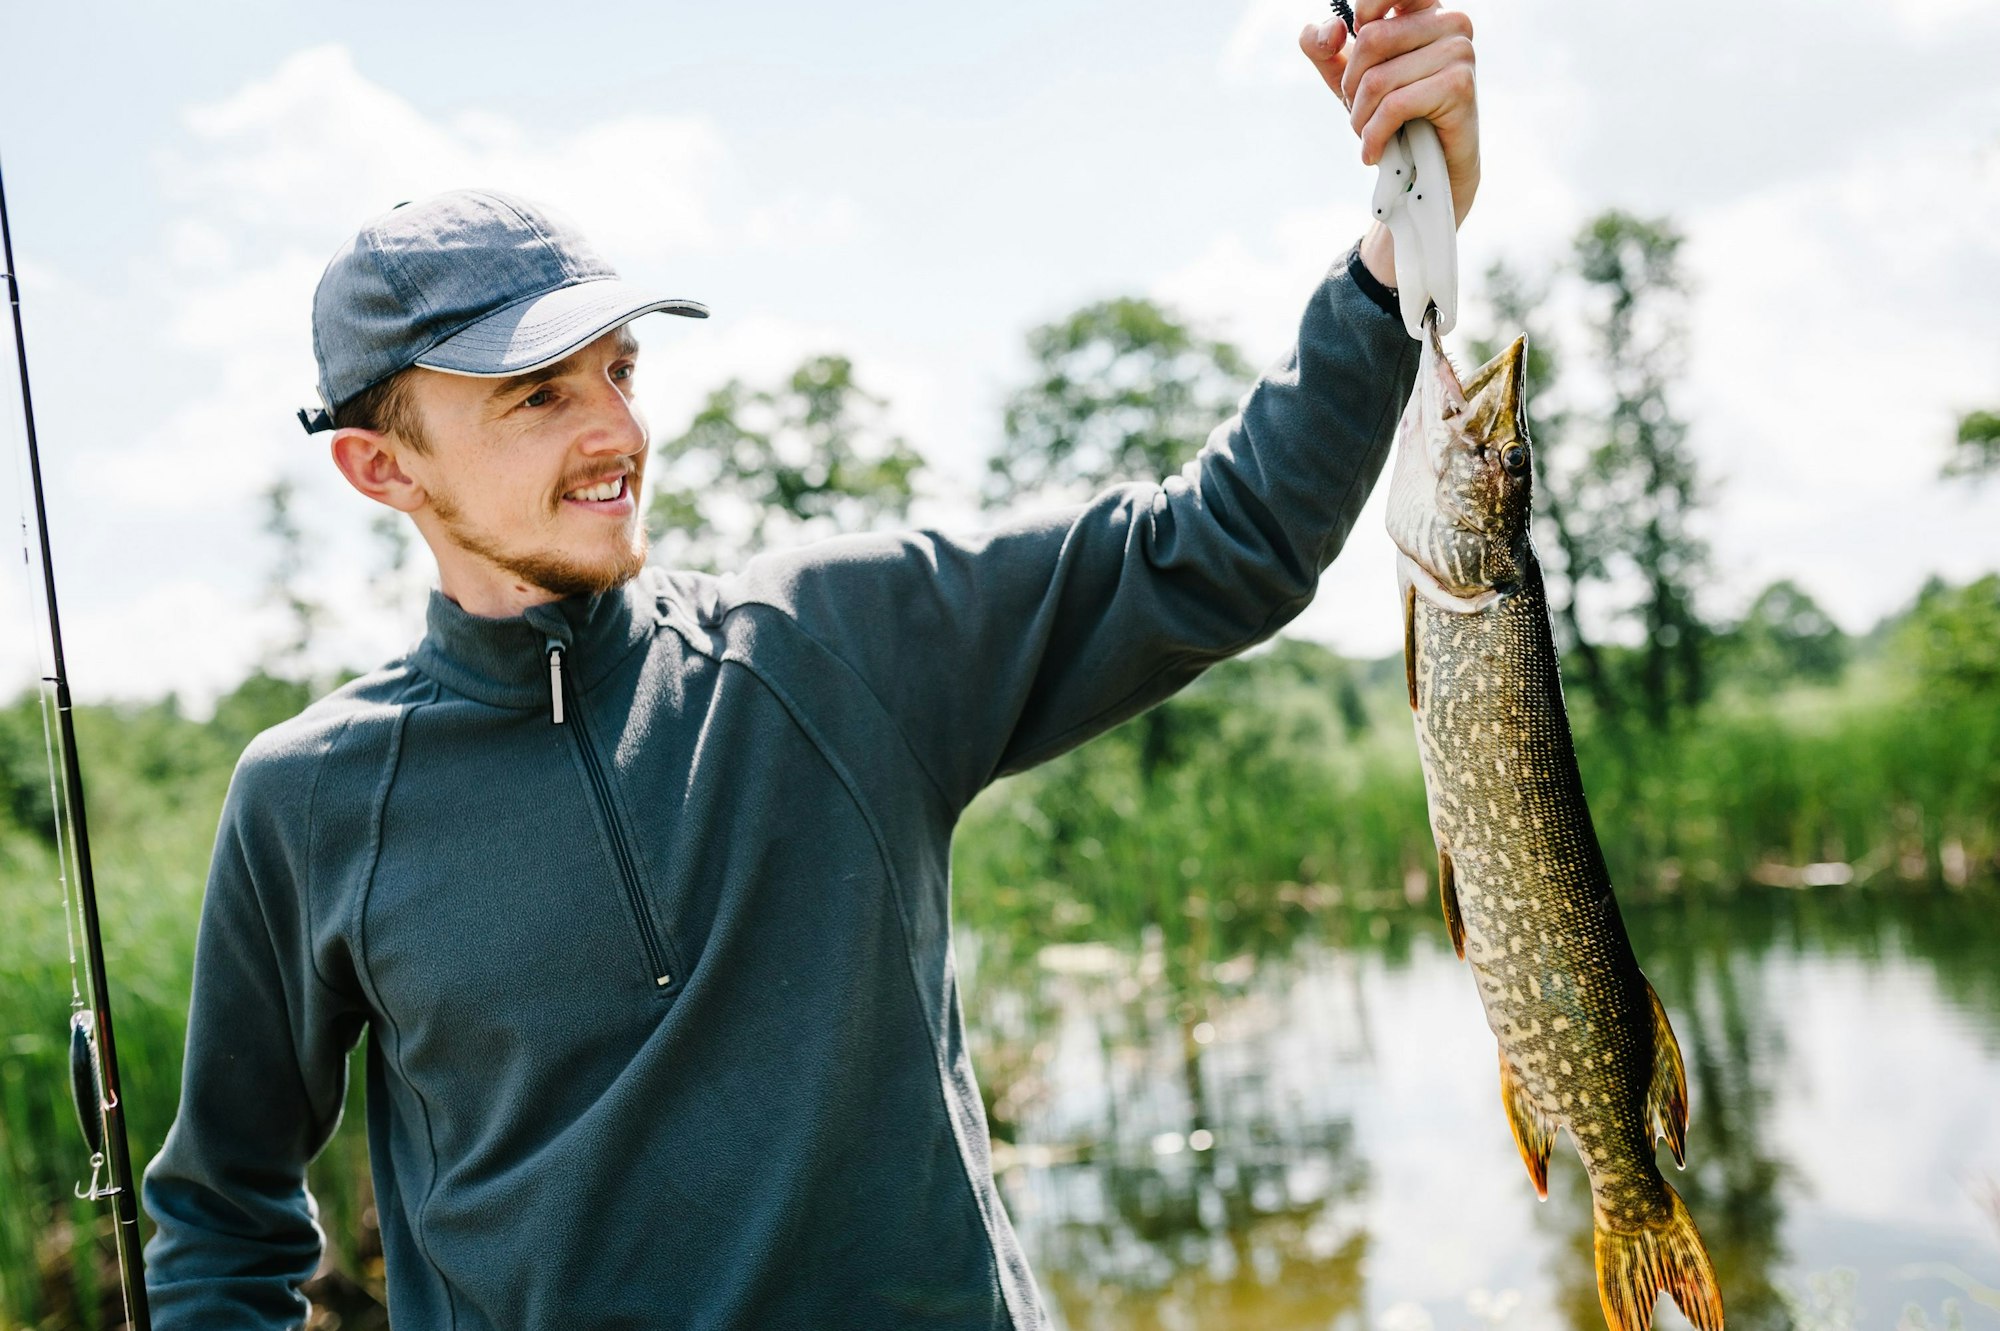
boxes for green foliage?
[1944,408,2000,481]
[1472,212,1711,730]
[955,640,1431,961]
[1893,574,2000,700]
[985,298,1254,785]
[260,478,324,681]
[646,354,924,572]
[985,298,1250,508]
[208,671,317,757]
[0,696,58,847]
[0,679,342,1330]
[1717,579,1847,692]
[1469,260,1612,701]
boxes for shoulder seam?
[724,598,957,811]
[301,710,358,1000]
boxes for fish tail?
[1593,1183,1724,1331]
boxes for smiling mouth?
[561,474,630,504]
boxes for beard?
[429,482,648,600]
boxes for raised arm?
[719,246,1422,812]
[706,7,1479,811]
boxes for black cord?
[1330,0,1356,35]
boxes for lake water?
[958,886,2000,1331]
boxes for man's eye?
[523,388,553,409]
[611,363,635,382]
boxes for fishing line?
[10,457,86,1012]
[0,151,153,1331]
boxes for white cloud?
[1147,99,2000,660]
[1153,202,1376,365]
[62,576,282,704]
[1683,136,2000,629]
[20,7,2000,708]
[41,42,880,703]
[1221,0,1325,88]
[169,46,729,262]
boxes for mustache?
[553,459,642,495]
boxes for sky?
[2,0,1998,705]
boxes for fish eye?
[1501,443,1528,475]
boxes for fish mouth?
[1384,320,1470,585]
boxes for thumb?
[1298,19,1353,105]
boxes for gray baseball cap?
[300,188,707,433]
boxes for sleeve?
[140,738,368,1330]
[720,244,1421,813]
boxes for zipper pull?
[547,641,566,725]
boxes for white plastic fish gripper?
[1370,116,1458,340]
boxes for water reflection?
[976,928,1371,1328]
[959,886,2000,1330]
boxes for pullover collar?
[412,577,654,710]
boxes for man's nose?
[575,375,648,457]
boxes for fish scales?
[1385,323,1724,1331]
[1413,555,1661,1228]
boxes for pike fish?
[1384,322,1724,1331]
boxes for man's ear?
[330,427,427,513]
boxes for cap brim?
[413,277,708,378]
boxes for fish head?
[1384,323,1533,602]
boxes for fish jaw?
[1384,319,1466,575]
[1386,326,1533,604]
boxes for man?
[142,6,1478,1327]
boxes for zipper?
[547,641,673,992]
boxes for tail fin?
[1593,1183,1724,1331]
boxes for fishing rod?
[1,155,153,1330]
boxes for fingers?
[1297,19,1352,104]
[1354,0,1436,21]
[1340,6,1473,110]
[1338,5,1480,225]
[1356,65,1475,168]
[1347,34,1474,153]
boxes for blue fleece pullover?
[140,249,1419,1329]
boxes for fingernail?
[1317,19,1337,46]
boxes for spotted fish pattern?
[1389,328,1724,1331]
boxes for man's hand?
[1298,2,1479,291]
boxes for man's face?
[399,326,650,600]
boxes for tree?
[647,355,925,573]
[1944,409,2000,481]
[988,297,1269,783]
[1467,260,1612,711]
[1471,212,1711,730]
[984,298,1251,509]
[260,478,324,683]
[1572,212,1710,728]
[1724,579,1846,690]
[369,508,422,622]
[1894,574,2000,700]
